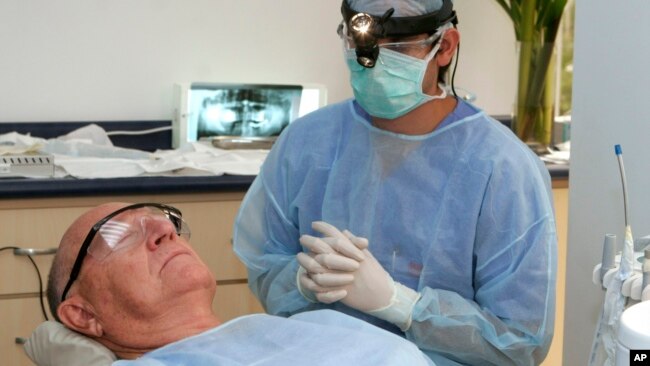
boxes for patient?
[28,202,434,365]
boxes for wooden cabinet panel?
[212,283,265,322]
[0,207,85,295]
[0,297,51,366]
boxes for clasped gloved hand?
[296,221,421,331]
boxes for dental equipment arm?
[589,144,637,366]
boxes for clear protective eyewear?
[60,203,190,302]
[88,206,190,260]
[337,20,441,56]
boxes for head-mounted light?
[348,11,390,68]
[339,0,457,68]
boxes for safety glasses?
[337,21,441,55]
[60,203,190,302]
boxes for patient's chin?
[162,256,215,293]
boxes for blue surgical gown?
[233,98,557,366]
[112,310,434,366]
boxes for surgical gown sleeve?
[233,128,328,316]
[406,150,557,366]
[233,179,303,314]
[233,103,366,316]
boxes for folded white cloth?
[0,126,269,179]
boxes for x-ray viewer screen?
[190,84,303,139]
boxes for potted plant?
[494,0,568,153]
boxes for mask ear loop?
[431,83,448,100]
[421,30,453,101]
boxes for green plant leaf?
[511,2,523,40]
[493,0,568,42]
[492,0,569,146]
[494,0,512,18]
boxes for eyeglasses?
[60,203,190,302]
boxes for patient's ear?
[57,296,103,338]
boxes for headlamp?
[340,0,457,68]
[349,12,382,68]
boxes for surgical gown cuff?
[366,282,421,331]
[296,266,318,303]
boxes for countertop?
[0,164,568,199]
[0,175,256,199]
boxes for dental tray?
[209,136,277,150]
[0,153,55,178]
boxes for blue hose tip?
[615,144,622,155]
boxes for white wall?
[564,0,650,364]
[454,0,517,116]
[0,0,516,124]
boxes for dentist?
[234,1,557,365]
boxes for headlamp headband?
[341,0,457,39]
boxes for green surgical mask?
[345,43,446,120]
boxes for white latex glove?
[296,222,366,302]
[301,221,422,331]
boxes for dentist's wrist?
[366,282,421,331]
[296,266,318,303]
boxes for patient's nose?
[142,216,178,250]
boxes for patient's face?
[71,204,216,323]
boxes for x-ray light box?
[172,82,327,148]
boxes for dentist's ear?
[436,28,460,67]
[57,295,104,338]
